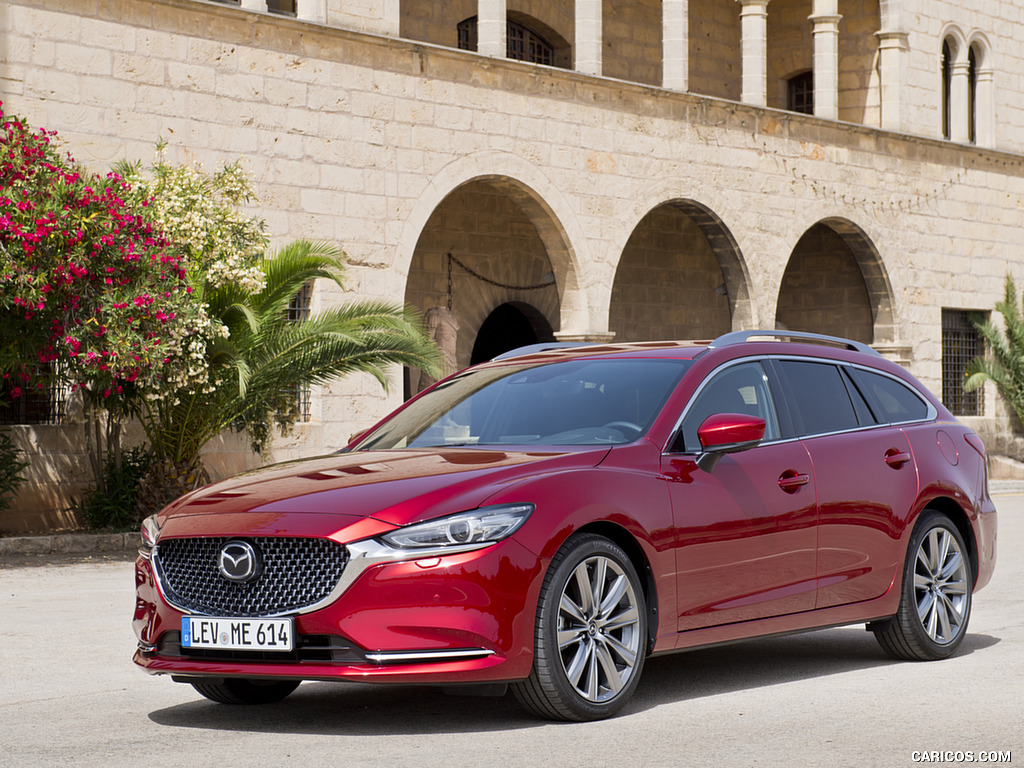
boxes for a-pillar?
[876,30,909,131]
[809,0,840,120]
[478,0,507,58]
[576,0,603,76]
[738,0,770,107]
[662,0,689,91]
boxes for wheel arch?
[573,520,659,654]
[918,496,980,586]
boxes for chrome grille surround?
[153,536,349,617]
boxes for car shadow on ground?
[147,627,1000,735]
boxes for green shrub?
[79,446,152,530]
[0,429,29,515]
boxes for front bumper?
[133,536,544,685]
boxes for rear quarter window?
[850,369,930,423]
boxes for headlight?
[380,503,534,549]
[140,514,161,556]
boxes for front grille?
[154,537,349,617]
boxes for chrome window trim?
[663,353,937,455]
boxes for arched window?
[457,17,555,66]
[787,71,814,115]
[941,39,952,139]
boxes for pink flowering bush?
[0,103,197,410]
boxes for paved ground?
[1,494,1022,768]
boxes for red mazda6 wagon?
[133,330,997,720]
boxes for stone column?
[662,0,689,91]
[975,66,995,147]
[738,0,770,107]
[575,0,603,76]
[950,58,970,143]
[295,0,327,25]
[876,30,909,131]
[478,0,507,58]
[809,0,840,120]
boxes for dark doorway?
[471,302,554,364]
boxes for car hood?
[158,447,610,530]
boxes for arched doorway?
[471,302,555,364]
[404,179,562,395]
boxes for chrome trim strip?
[365,648,495,663]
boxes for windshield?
[355,358,690,449]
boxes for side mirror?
[696,413,766,473]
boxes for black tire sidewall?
[898,511,973,657]
[534,534,647,720]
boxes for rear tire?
[190,678,300,705]
[512,534,647,721]
[873,511,972,661]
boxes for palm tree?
[134,240,442,515]
[965,274,1024,425]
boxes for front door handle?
[778,470,810,493]
[885,450,911,468]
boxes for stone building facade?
[2,0,1024,530]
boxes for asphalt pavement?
[1,493,1022,767]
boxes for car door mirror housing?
[696,413,766,473]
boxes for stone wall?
[4,0,1024,527]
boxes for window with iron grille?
[942,309,985,416]
[283,282,313,423]
[457,17,554,66]
[788,71,814,115]
[1,368,68,426]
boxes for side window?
[776,360,860,436]
[676,361,780,453]
[850,369,930,424]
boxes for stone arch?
[775,217,896,346]
[397,151,594,338]
[609,198,752,342]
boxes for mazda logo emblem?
[218,540,261,583]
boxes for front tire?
[190,678,300,705]
[873,511,973,661]
[512,534,647,721]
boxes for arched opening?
[404,178,562,395]
[775,220,894,345]
[609,201,745,342]
[471,302,555,364]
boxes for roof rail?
[707,330,881,357]
[491,342,596,361]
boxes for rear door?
[773,359,921,609]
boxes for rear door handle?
[884,450,911,468]
[778,471,810,493]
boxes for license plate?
[182,616,294,652]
